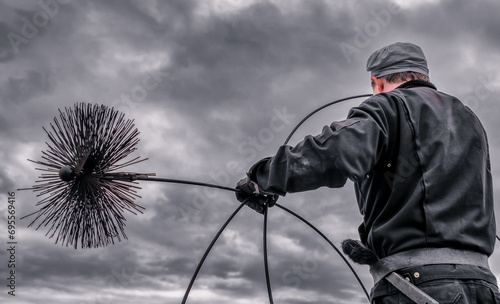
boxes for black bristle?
[21,103,148,249]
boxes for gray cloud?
[2,0,500,303]
[1,70,56,104]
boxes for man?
[235,42,500,303]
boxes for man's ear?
[371,76,384,94]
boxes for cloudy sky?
[1,0,500,303]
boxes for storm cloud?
[1,0,500,303]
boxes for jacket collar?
[397,80,437,90]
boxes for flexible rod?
[163,93,372,303]
[181,202,246,304]
[133,176,239,193]
[275,203,371,301]
[283,93,372,145]
[263,206,274,303]
[149,94,372,303]
[261,93,373,303]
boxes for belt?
[370,247,490,285]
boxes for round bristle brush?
[20,103,238,249]
[20,103,151,248]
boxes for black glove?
[235,176,278,214]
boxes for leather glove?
[235,176,278,214]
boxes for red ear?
[371,76,384,94]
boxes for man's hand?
[235,176,278,214]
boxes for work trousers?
[371,264,500,304]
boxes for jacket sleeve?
[250,97,391,195]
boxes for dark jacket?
[251,80,495,259]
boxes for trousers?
[371,264,500,304]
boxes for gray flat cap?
[366,42,429,77]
